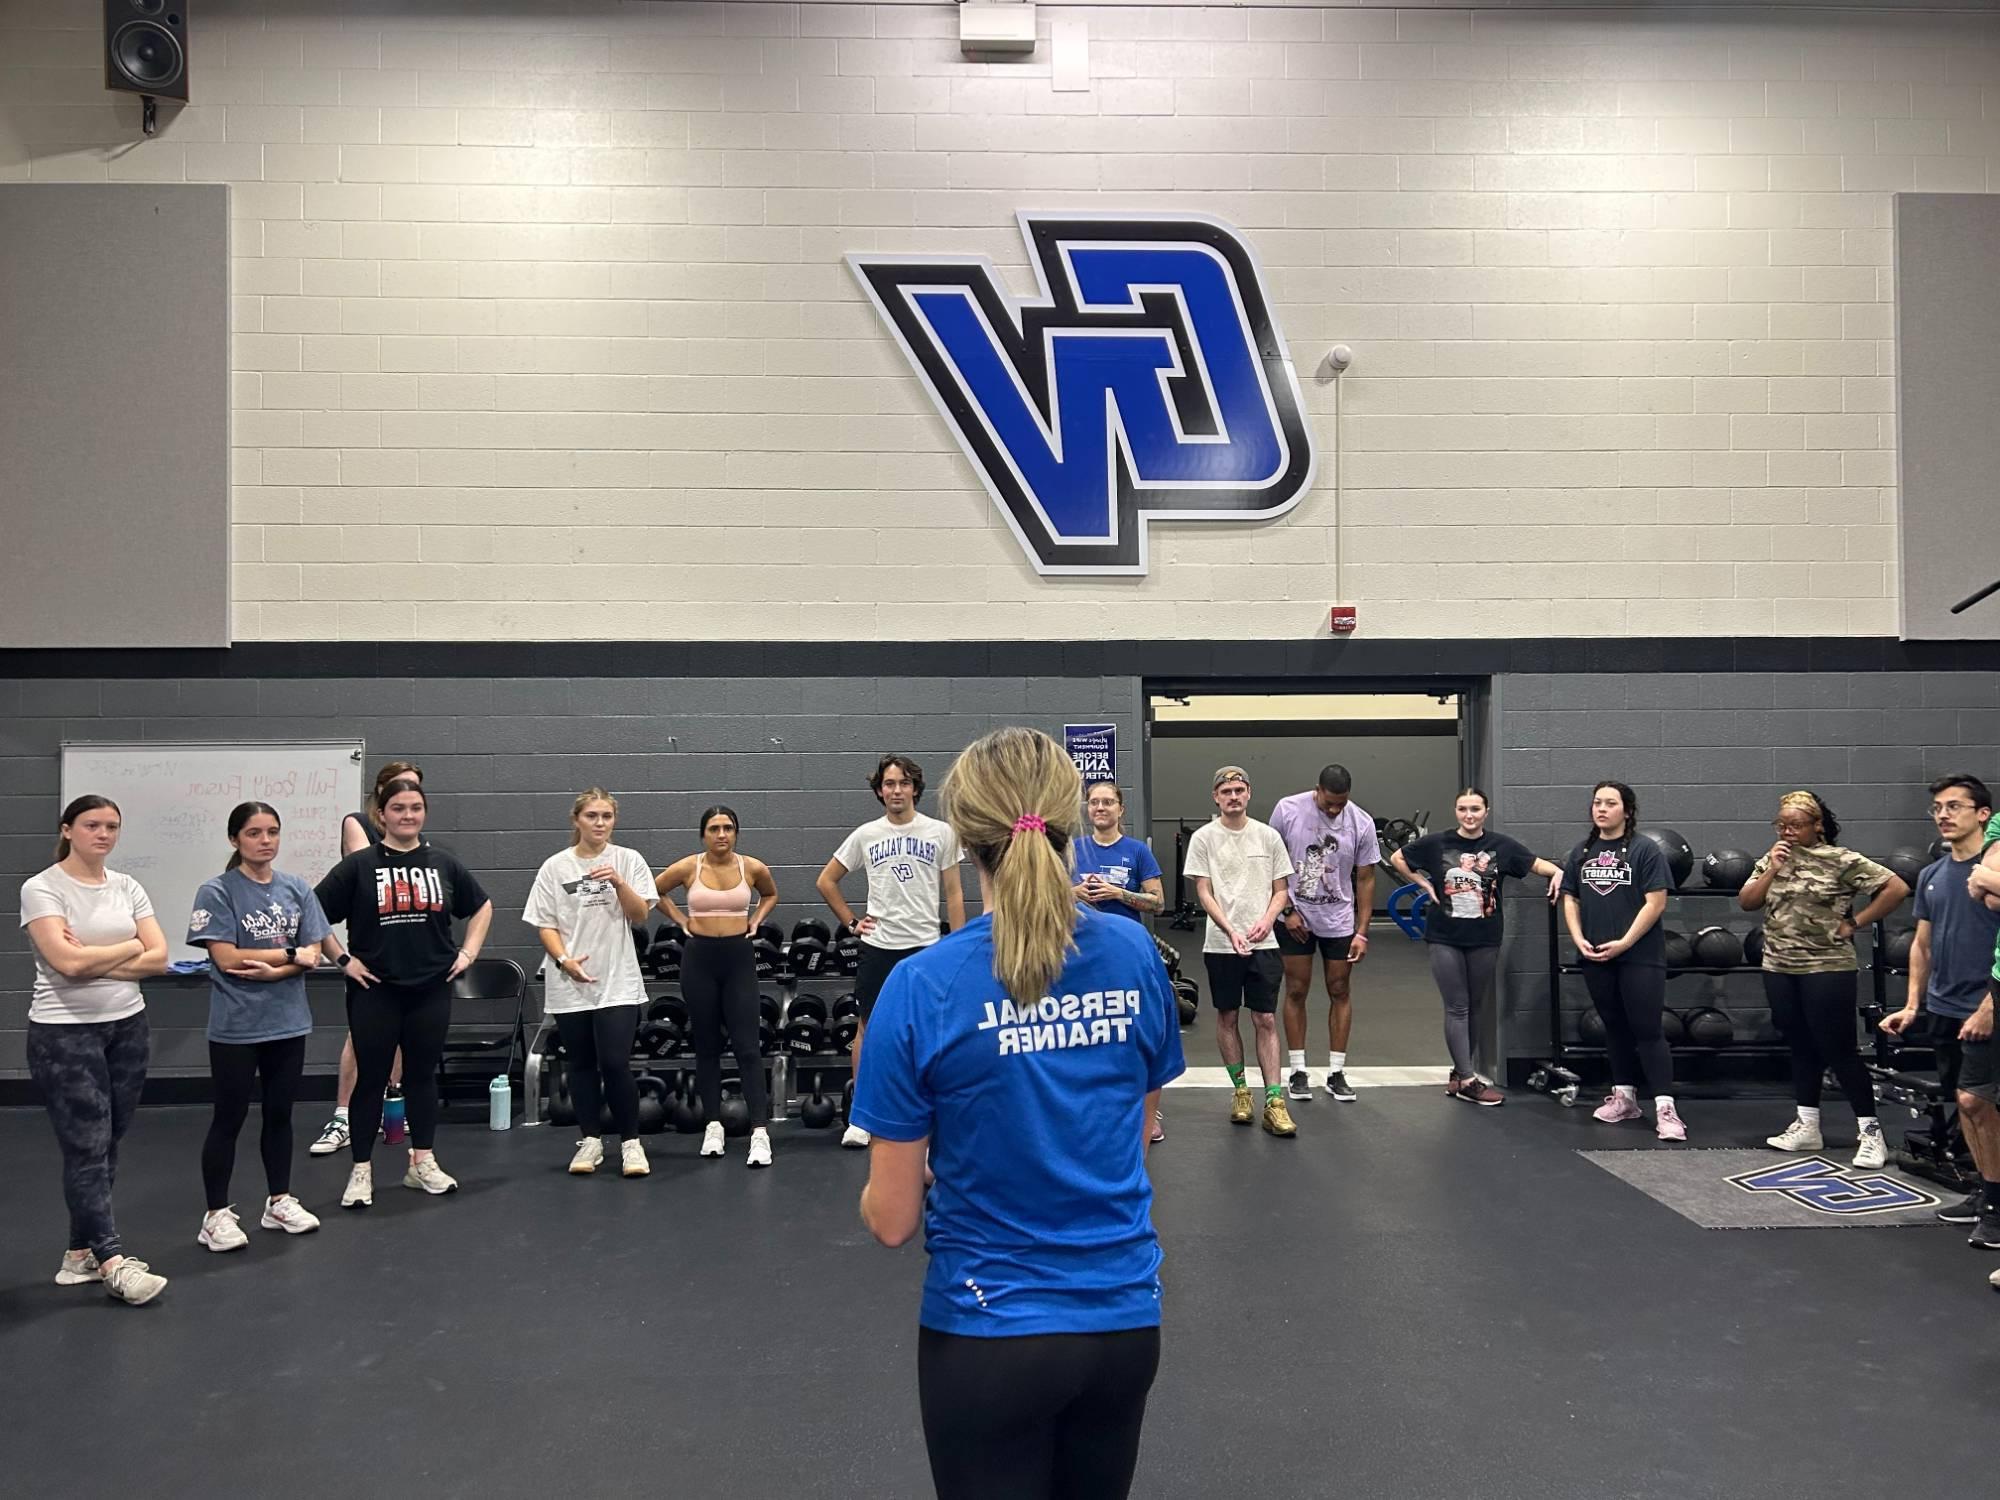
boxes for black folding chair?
[438,957,528,1104]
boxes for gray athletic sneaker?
[103,1258,168,1306]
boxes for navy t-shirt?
[851,908,1187,1337]
[187,868,331,1043]
[1072,835,1163,924]
[1560,835,1670,966]
[1914,852,2000,1019]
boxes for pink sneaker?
[1655,1102,1688,1142]
[1593,1093,1644,1124]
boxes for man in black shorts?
[1183,767,1296,1136]
[816,755,966,1148]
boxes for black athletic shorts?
[1203,950,1282,1014]
[1276,925,1355,962]
[1961,986,1998,1101]
[856,943,926,1020]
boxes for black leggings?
[918,1326,1161,1500]
[203,1035,307,1209]
[681,935,769,1127]
[1763,969,1876,1117]
[1581,961,1673,1097]
[347,978,452,1162]
[553,1005,640,1142]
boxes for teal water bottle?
[382,1085,407,1144]
[489,1073,511,1130]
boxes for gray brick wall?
[0,674,1142,1079]
[1490,670,2000,1068]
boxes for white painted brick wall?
[5,0,1997,640]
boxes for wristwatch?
[333,952,351,969]
[284,946,298,966]
[553,954,571,972]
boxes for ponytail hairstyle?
[1779,789,1840,844]
[55,795,120,860]
[572,787,618,820]
[379,777,425,811]
[225,801,282,871]
[1586,780,1638,847]
[367,760,423,830]
[941,727,1082,1004]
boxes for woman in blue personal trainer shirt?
[853,727,1186,1500]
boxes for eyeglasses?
[1931,800,1978,815]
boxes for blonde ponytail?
[941,728,1083,1003]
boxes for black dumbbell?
[786,993,830,1026]
[785,1017,826,1055]
[792,918,834,948]
[831,994,861,1023]
[752,938,783,980]
[790,934,830,977]
[829,1015,858,1054]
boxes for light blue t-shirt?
[1072,834,1163,924]
[1914,853,2000,1020]
[187,869,330,1044]
[851,908,1187,1337]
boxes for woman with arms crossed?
[655,806,779,1168]
[524,789,657,1179]
[314,777,494,1208]
[20,796,171,1305]
[854,728,1186,1500]
[1740,790,1907,1166]
[189,802,331,1250]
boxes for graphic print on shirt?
[375,866,446,924]
[977,986,1148,1056]
[1295,832,1340,907]
[1444,851,1499,920]
[239,898,299,945]
[1580,847,1632,898]
[866,833,940,883]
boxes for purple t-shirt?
[1268,792,1378,939]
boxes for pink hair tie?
[1011,814,1047,836]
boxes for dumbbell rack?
[1523,891,1803,1105]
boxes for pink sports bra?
[686,856,753,922]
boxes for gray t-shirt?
[187,868,330,1043]
[20,865,155,1025]
[1914,852,2000,1019]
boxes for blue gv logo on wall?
[849,214,1315,575]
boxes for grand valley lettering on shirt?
[977,988,1146,1054]
[864,831,944,875]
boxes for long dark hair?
[225,801,282,871]
[55,795,120,860]
[1800,790,1841,843]
[699,804,740,835]
[1585,780,1639,846]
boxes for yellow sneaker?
[1229,1086,1254,1125]
[1263,1097,1298,1137]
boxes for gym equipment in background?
[1635,828,1694,889]
[1701,849,1755,892]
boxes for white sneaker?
[1766,1118,1824,1152]
[747,1127,772,1169]
[55,1250,102,1285]
[308,1116,351,1156]
[568,1137,604,1175]
[198,1206,248,1253]
[341,1162,373,1209]
[1852,1128,1888,1169]
[621,1139,650,1178]
[700,1121,725,1158]
[103,1257,167,1306]
[403,1154,458,1195]
[840,1124,871,1149]
[260,1195,320,1235]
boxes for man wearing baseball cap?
[1181,766,1298,1136]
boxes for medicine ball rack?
[1524,891,1817,1105]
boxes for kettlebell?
[549,1065,576,1127]
[635,1073,669,1135]
[799,1073,837,1130]
[671,1077,702,1135]
[718,1081,753,1138]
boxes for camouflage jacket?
[1750,842,1894,975]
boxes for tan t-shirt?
[1182,819,1294,955]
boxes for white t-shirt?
[1182,819,1295,954]
[832,813,962,951]
[19,865,156,1024]
[520,844,656,1014]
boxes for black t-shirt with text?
[315,842,489,985]
[1561,834,1670,966]
[1404,830,1537,949]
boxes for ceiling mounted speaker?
[104,0,190,103]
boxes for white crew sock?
[1615,1085,1639,1102]
[1858,1117,1882,1135]
[1328,1051,1347,1072]
[334,1105,350,1121]
[1287,1050,1306,1072]
[1797,1106,1821,1127]
[1654,1095,1675,1113]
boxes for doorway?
[1142,687,1471,1075]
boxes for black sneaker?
[1325,1070,1356,1102]
[1969,1211,2000,1251]
[1937,1191,1982,1225]
[1286,1069,1312,1101]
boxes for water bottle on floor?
[489,1073,511,1131]
[382,1085,407,1144]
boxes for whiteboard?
[60,741,366,960]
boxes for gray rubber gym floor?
[0,1091,1989,1499]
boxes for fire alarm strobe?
[1329,605,1357,635]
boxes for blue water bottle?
[489,1073,511,1130]
[382,1085,407,1144]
